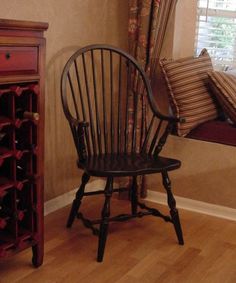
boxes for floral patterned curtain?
[128,0,178,197]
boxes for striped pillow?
[160,49,219,136]
[208,71,236,125]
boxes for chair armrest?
[151,108,186,124]
[146,86,185,124]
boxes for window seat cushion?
[186,120,236,146]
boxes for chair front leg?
[130,176,138,215]
[97,176,113,262]
[66,172,90,228]
[162,171,184,245]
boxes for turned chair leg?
[130,176,138,215]
[162,171,184,245]
[97,176,113,262]
[66,173,90,228]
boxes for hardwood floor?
[0,196,236,283]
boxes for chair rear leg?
[67,173,90,228]
[97,176,113,262]
[130,176,138,215]
[162,171,184,245]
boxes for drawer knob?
[5,52,11,60]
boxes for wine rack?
[0,19,48,267]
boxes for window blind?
[195,0,236,70]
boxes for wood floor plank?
[0,196,235,283]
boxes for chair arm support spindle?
[77,122,88,162]
[70,118,89,162]
[154,122,173,156]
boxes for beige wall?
[0,0,128,200]
[173,0,197,59]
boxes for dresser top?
[0,18,48,31]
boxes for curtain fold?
[128,0,178,198]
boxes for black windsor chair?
[60,44,184,262]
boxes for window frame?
[195,0,236,70]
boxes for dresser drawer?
[0,46,38,74]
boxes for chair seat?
[77,154,181,177]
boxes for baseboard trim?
[146,190,236,222]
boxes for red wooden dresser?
[0,18,48,267]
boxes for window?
[195,0,236,70]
